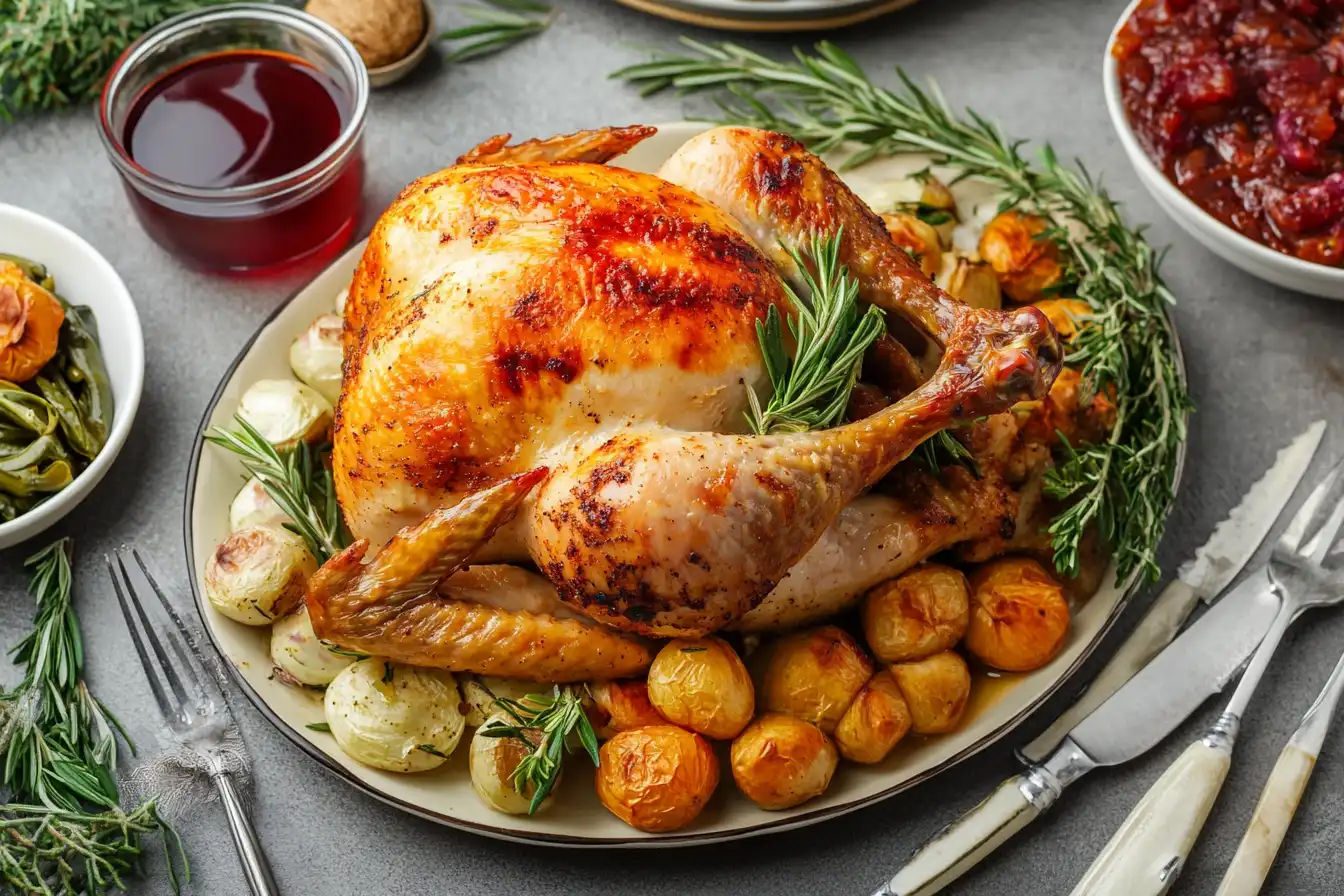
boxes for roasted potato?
[761,626,873,734]
[978,210,1064,302]
[270,605,355,687]
[236,378,333,451]
[889,650,971,735]
[965,558,1071,672]
[730,713,838,810]
[834,670,913,764]
[324,659,465,772]
[882,213,941,278]
[204,526,315,625]
[589,679,667,739]
[596,726,719,832]
[229,476,290,532]
[460,677,551,728]
[470,714,555,815]
[936,255,1003,310]
[647,637,754,740]
[1032,298,1093,341]
[862,564,970,663]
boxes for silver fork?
[1072,460,1344,895]
[108,547,279,896]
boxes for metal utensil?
[1072,459,1344,896]
[877,422,1326,896]
[1216,647,1344,896]
[108,548,279,896]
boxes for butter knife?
[877,421,1326,896]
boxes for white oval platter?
[184,121,1186,847]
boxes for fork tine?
[127,548,219,702]
[107,554,178,722]
[113,551,195,710]
[1280,465,1342,554]
[1303,492,1344,566]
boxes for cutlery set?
[882,420,1344,896]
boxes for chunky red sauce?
[1114,0,1344,265]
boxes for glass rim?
[96,3,370,204]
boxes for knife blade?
[1020,420,1326,763]
[878,570,1284,896]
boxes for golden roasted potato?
[761,626,874,734]
[862,564,970,663]
[978,210,1064,302]
[882,213,941,278]
[596,726,719,832]
[834,670,913,764]
[647,638,754,740]
[936,255,1003,310]
[588,679,667,739]
[965,558,1071,672]
[730,713,838,810]
[1032,298,1093,341]
[889,650,971,735]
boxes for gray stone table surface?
[4,0,1344,893]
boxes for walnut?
[305,0,425,69]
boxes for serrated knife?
[877,420,1327,896]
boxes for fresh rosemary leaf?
[747,229,887,435]
[305,722,332,733]
[914,430,979,478]
[478,686,598,815]
[205,416,348,563]
[441,0,553,63]
[614,40,1190,584]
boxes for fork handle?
[213,769,279,896]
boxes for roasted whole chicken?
[308,125,1062,679]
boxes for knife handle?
[877,775,1045,896]
[1072,731,1234,896]
[1027,580,1199,758]
[1215,744,1316,896]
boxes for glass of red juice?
[97,4,369,275]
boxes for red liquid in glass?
[121,50,363,273]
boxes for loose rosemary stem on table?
[441,0,554,63]
[0,539,188,894]
[613,40,1191,584]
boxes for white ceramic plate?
[0,204,144,550]
[185,122,1187,846]
[1103,0,1344,299]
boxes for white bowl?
[0,203,144,549]
[1103,0,1344,299]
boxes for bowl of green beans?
[0,203,144,549]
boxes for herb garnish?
[205,416,349,564]
[478,686,599,815]
[441,0,553,63]
[0,539,188,894]
[614,40,1190,583]
[746,229,886,435]
[305,722,332,733]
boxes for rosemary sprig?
[613,40,1191,584]
[0,539,188,894]
[205,416,348,564]
[747,229,886,435]
[915,430,979,478]
[0,0,235,117]
[440,0,553,63]
[478,686,599,815]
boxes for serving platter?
[608,0,919,33]
[184,121,1188,846]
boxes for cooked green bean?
[52,304,112,450]
[0,253,54,291]
[0,461,72,497]
[0,433,69,473]
[0,386,58,436]
[0,491,32,521]
[36,371,99,459]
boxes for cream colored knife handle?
[1026,580,1199,760]
[1216,745,1316,896]
[1072,735,1233,896]
[879,776,1042,896]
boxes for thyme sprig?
[0,540,187,894]
[613,40,1191,583]
[441,0,554,63]
[478,686,599,815]
[205,416,348,564]
[747,229,886,435]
